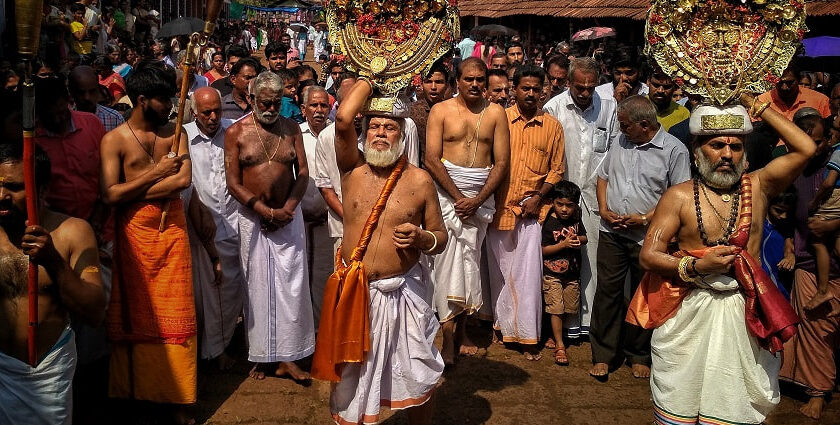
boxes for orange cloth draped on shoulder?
[312,156,408,382]
[108,199,196,343]
[626,175,798,353]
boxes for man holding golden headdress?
[312,78,448,424]
[628,94,813,424]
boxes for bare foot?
[249,364,266,380]
[491,330,504,345]
[441,330,457,366]
[523,346,542,361]
[799,396,826,420]
[458,335,479,357]
[804,289,834,312]
[275,361,311,382]
[216,352,235,371]
[545,338,556,350]
[631,363,651,379]
[589,362,609,378]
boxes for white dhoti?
[431,161,494,322]
[190,233,245,360]
[240,206,315,362]
[0,326,76,425]
[563,206,598,338]
[486,218,543,344]
[651,275,780,425]
[331,264,444,425]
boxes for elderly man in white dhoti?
[184,87,244,370]
[629,93,813,424]
[425,57,510,365]
[311,78,448,425]
[225,71,315,381]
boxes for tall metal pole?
[15,0,44,367]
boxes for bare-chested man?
[425,57,510,365]
[224,71,314,382]
[100,62,196,424]
[313,79,448,425]
[0,143,105,424]
[630,93,815,425]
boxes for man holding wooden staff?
[99,62,197,424]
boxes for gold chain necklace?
[252,113,282,163]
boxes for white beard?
[364,137,404,168]
[253,103,280,125]
[694,147,746,189]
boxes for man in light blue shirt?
[589,95,691,379]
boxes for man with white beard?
[311,80,447,425]
[224,71,315,382]
[629,93,813,424]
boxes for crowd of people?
[0,7,839,425]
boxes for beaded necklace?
[693,178,741,247]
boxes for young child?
[761,190,796,300]
[804,114,839,312]
[276,68,304,123]
[541,181,587,366]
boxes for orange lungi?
[107,199,197,404]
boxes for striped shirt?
[493,105,565,230]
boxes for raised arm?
[423,103,465,200]
[748,92,817,198]
[335,80,370,173]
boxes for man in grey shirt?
[589,95,691,379]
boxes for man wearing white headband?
[628,92,815,424]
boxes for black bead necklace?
[693,178,740,247]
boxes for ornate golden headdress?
[645,0,806,105]
[326,0,459,114]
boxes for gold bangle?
[750,101,770,118]
[677,256,693,282]
[422,230,438,253]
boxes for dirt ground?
[136,322,837,425]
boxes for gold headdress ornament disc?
[326,0,459,114]
[645,0,806,105]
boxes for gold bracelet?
[422,230,438,253]
[677,256,694,282]
[750,101,771,118]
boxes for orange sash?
[311,156,408,382]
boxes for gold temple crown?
[701,114,745,131]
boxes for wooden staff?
[159,0,224,232]
[16,0,45,367]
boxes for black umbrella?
[471,24,518,39]
[157,17,205,39]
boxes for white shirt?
[595,82,649,101]
[300,121,329,220]
[314,119,421,238]
[185,119,239,241]
[543,90,621,212]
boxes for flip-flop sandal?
[554,348,569,366]
[545,339,556,350]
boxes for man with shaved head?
[184,87,245,371]
[224,71,314,382]
[68,65,125,132]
